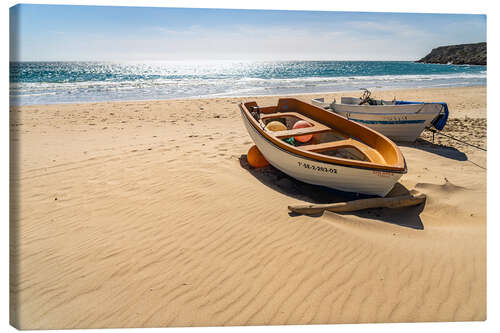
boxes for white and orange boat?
[239,98,407,196]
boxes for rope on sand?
[427,128,487,152]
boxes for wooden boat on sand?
[239,98,407,196]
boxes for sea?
[9,61,486,106]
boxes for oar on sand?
[288,193,426,215]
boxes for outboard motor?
[250,106,261,121]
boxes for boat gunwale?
[333,103,442,111]
[332,109,441,116]
[239,99,407,173]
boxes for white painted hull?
[312,98,443,142]
[241,111,405,197]
[333,108,438,142]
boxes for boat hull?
[312,98,442,142]
[241,110,404,197]
[333,103,442,142]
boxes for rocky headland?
[417,42,486,65]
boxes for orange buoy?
[247,145,269,168]
[293,120,313,142]
[265,121,287,132]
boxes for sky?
[9,4,486,62]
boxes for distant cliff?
[417,42,486,65]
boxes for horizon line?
[10,59,421,63]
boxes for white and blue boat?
[311,90,449,142]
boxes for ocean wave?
[10,71,486,89]
[10,70,486,105]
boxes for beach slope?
[10,86,486,329]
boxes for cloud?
[16,16,485,61]
[109,24,426,61]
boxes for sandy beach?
[10,86,486,329]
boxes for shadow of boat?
[240,154,424,230]
[399,138,467,161]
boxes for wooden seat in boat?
[260,112,332,138]
[273,127,331,138]
[300,139,385,164]
[260,111,320,123]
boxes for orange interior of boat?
[241,98,406,172]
